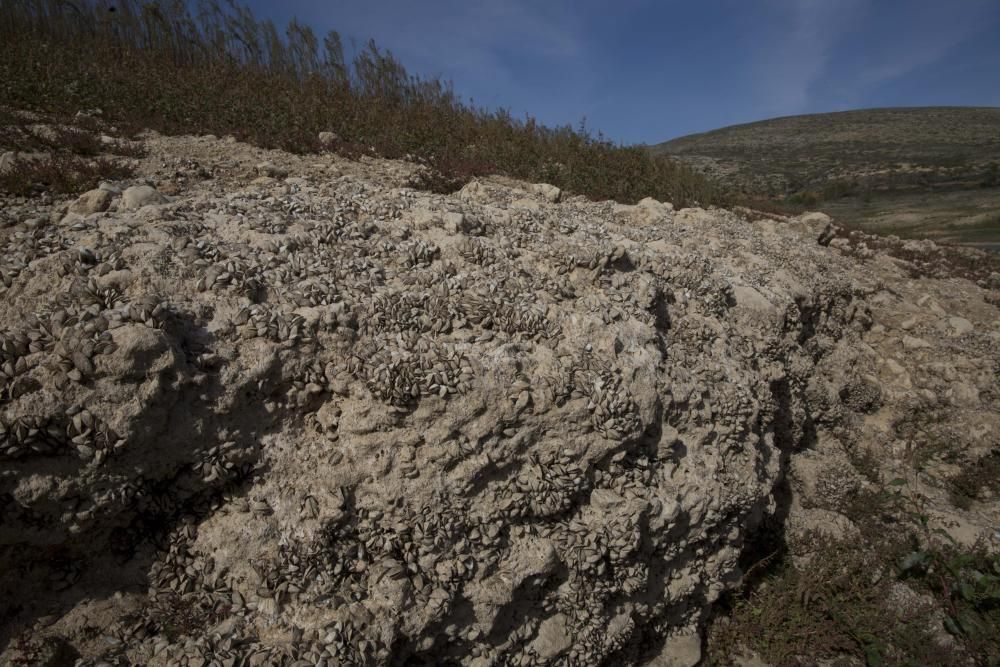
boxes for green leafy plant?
[785,190,820,207]
[890,476,1000,661]
[948,448,1000,510]
[706,472,999,666]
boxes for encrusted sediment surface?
[1,132,997,666]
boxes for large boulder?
[2,136,996,667]
[0,158,858,664]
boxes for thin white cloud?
[854,0,993,87]
[751,0,868,116]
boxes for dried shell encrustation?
[0,406,124,462]
[231,305,316,346]
[350,333,472,408]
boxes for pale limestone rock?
[409,207,439,229]
[948,382,980,408]
[902,335,931,350]
[458,180,487,202]
[121,184,167,210]
[674,206,714,225]
[442,211,468,234]
[947,316,974,336]
[69,188,112,215]
[532,182,561,203]
[639,195,673,212]
[529,614,572,659]
[510,197,540,211]
[649,632,702,667]
[799,211,832,226]
[254,161,288,178]
[790,211,837,244]
[614,196,673,226]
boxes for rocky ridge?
[0,130,998,665]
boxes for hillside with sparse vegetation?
[654,108,1000,246]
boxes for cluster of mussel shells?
[0,405,123,462]
[568,369,642,442]
[280,277,342,308]
[459,291,561,340]
[194,258,263,299]
[0,328,32,401]
[190,440,250,485]
[494,455,588,520]
[56,246,127,278]
[0,255,29,293]
[230,305,315,345]
[457,237,501,266]
[352,333,473,407]
[362,289,457,337]
[400,239,439,268]
[49,334,117,386]
[0,223,73,295]
[74,277,126,310]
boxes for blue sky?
[242,0,1000,145]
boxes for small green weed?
[948,448,1000,510]
[706,473,999,666]
[889,476,1000,663]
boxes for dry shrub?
[0,0,721,207]
[0,154,134,196]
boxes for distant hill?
[652,107,1000,246]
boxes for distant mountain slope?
[652,107,1000,245]
[654,107,1000,194]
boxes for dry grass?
[831,226,1000,285]
[0,105,144,196]
[949,448,1000,511]
[654,108,1000,244]
[706,536,952,666]
[706,482,1000,666]
[0,0,722,207]
[0,154,135,197]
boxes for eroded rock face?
[0,131,996,666]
